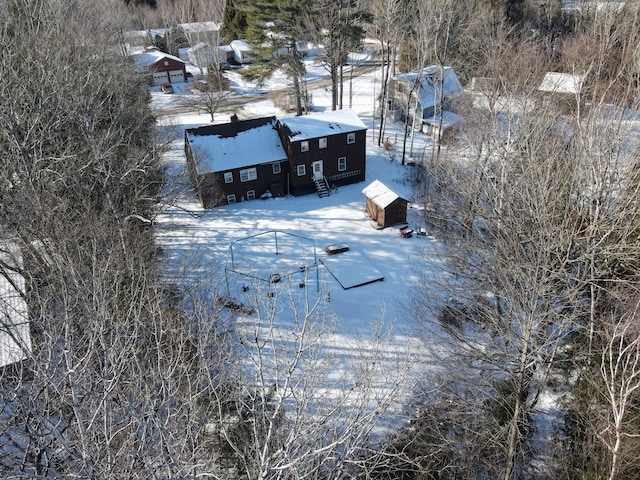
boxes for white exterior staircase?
[314,176,331,198]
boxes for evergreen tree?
[220,0,249,44]
[242,0,311,115]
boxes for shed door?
[312,160,323,180]
[152,72,169,86]
[169,70,185,83]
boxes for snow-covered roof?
[133,48,185,69]
[362,180,407,208]
[178,21,221,34]
[125,28,169,41]
[538,72,585,95]
[0,239,31,368]
[187,117,288,174]
[230,39,252,51]
[279,109,367,141]
[561,0,625,10]
[393,66,463,111]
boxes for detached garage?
[363,180,409,228]
[133,47,187,86]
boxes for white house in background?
[0,239,31,368]
[229,39,289,65]
[187,42,232,68]
[178,21,221,44]
[388,66,464,137]
[132,47,188,85]
[230,39,256,64]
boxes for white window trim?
[227,194,236,204]
[347,132,356,144]
[239,167,257,182]
[297,164,306,176]
[319,137,327,149]
[300,141,309,152]
[272,162,281,174]
[224,172,233,183]
[247,190,255,200]
[338,156,347,171]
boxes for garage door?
[152,72,169,86]
[169,70,185,83]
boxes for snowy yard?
[153,64,451,431]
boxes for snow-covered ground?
[153,61,449,431]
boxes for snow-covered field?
[153,61,449,430]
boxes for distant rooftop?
[178,21,221,34]
[538,72,586,95]
[132,47,185,69]
[393,66,463,111]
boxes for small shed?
[362,180,409,228]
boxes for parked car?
[161,82,174,94]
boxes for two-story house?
[185,116,289,208]
[184,109,368,208]
[276,109,367,197]
[388,66,463,138]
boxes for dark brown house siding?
[186,157,287,208]
[186,111,368,208]
[278,126,366,196]
[363,180,409,228]
[184,117,288,208]
[365,196,408,228]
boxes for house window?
[224,172,233,183]
[239,167,257,182]
[301,141,309,152]
[297,164,306,176]
[247,190,256,200]
[272,162,281,174]
[347,133,356,144]
[227,194,236,204]
[338,157,347,171]
[319,137,327,149]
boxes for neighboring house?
[187,42,231,69]
[362,180,409,228]
[229,39,288,65]
[276,109,367,197]
[185,116,289,208]
[123,28,169,54]
[0,239,31,369]
[388,65,464,137]
[230,39,256,64]
[178,21,221,45]
[133,47,187,85]
[184,109,368,208]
